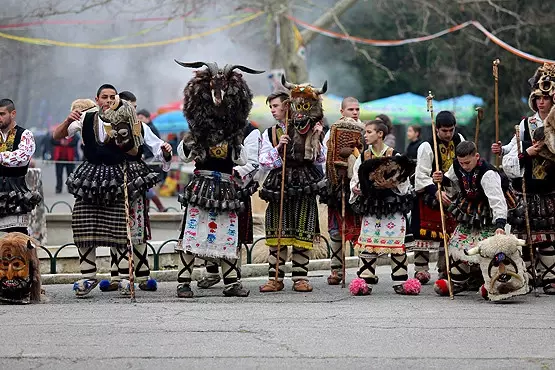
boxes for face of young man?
[437,126,455,142]
[535,95,554,117]
[457,153,480,172]
[340,102,360,121]
[407,126,418,141]
[364,124,382,145]
[137,114,149,123]
[0,106,15,131]
[95,88,117,112]
[269,97,286,122]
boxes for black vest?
[82,112,143,165]
[0,125,29,177]
[427,132,463,173]
[453,159,509,202]
[194,143,235,174]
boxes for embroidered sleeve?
[259,129,282,170]
[481,170,508,222]
[233,144,248,166]
[234,129,261,183]
[349,155,362,204]
[502,143,524,179]
[414,142,434,192]
[143,123,172,172]
[1,130,35,167]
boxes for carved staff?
[426,91,454,300]
[341,180,347,288]
[515,125,538,296]
[274,106,290,285]
[474,107,484,151]
[122,161,136,302]
[493,59,501,167]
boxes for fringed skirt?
[509,191,555,243]
[265,194,320,249]
[448,224,497,264]
[0,176,42,217]
[410,195,457,251]
[67,160,159,205]
[355,213,407,255]
[259,165,325,202]
[179,170,245,212]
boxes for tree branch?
[299,0,360,45]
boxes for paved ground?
[3,265,555,369]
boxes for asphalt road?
[3,265,555,370]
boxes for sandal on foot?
[99,280,119,292]
[414,271,431,285]
[292,280,313,292]
[177,284,194,298]
[197,275,221,289]
[139,278,158,292]
[259,280,284,293]
[327,270,342,286]
[223,282,250,297]
[118,279,132,296]
[543,283,555,295]
[73,279,99,297]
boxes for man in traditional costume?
[432,141,521,297]
[98,91,172,294]
[411,111,463,284]
[258,76,327,293]
[503,63,555,294]
[0,98,42,304]
[53,85,172,296]
[196,120,261,289]
[322,97,364,285]
[173,61,263,298]
[350,120,418,295]
[0,99,41,235]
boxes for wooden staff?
[426,91,454,300]
[274,106,289,285]
[493,59,501,167]
[122,161,136,302]
[474,107,484,151]
[514,125,538,296]
[341,180,347,288]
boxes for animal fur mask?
[175,60,264,162]
[281,74,327,134]
[0,232,42,304]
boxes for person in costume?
[97,90,173,294]
[322,97,364,285]
[0,98,41,235]
[258,76,327,293]
[196,120,261,289]
[53,85,172,297]
[432,141,515,296]
[350,120,418,295]
[411,111,463,284]
[503,64,555,294]
[173,61,264,298]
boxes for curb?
[41,252,439,284]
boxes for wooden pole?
[274,107,289,286]
[493,59,501,167]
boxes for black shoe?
[55,189,62,194]
[223,283,250,297]
[177,284,194,298]
[197,276,221,289]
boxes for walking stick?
[274,106,289,286]
[474,107,484,151]
[341,179,347,288]
[122,161,136,302]
[493,59,501,168]
[426,91,454,299]
[514,125,538,296]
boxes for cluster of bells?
[67,161,158,204]
[510,200,555,230]
[259,166,326,201]
[0,177,42,217]
[351,191,415,219]
[448,199,494,227]
[179,175,259,212]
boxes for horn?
[281,74,295,89]
[315,80,328,95]
[174,60,219,76]
[27,240,34,250]
[223,64,265,76]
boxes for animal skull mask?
[281,75,327,134]
[100,97,143,155]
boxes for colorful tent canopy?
[152,110,189,134]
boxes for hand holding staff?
[514,125,538,296]
[493,59,501,167]
[426,91,454,299]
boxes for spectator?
[405,124,423,160]
[51,133,78,193]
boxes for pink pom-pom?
[403,278,421,295]
[349,278,369,296]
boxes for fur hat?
[70,98,96,112]
[528,63,555,112]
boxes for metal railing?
[36,235,357,274]
[44,201,181,213]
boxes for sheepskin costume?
[466,234,529,301]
